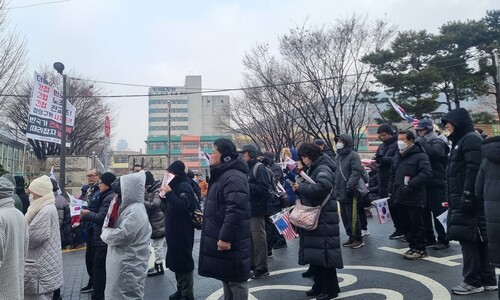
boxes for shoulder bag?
[289,189,332,231]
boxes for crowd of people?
[1,108,500,299]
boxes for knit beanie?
[100,172,117,187]
[0,177,15,199]
[14,175,25,188]
[167,160,186,175]
[28,175,54,197]
[377,124,394,135]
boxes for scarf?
[25,193,55,225]
[399,143,415,156]
[423,130,438,142]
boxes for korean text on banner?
[26,72,76,147]
[373,197,392,224]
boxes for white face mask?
[397,140,408,151]
[336,143,344,150]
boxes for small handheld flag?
[388,99,419,127]
[270,210,298,240]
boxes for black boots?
[170,271,194,300]
[147,262,165,277]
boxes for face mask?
[397,141,408,151]
[29,194,34,203]
[336,143,344,150]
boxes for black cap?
[237,144,259,158]
[100,172,117,187]
[314,139,326,146]
[377,124,394,135]
[167,160,186,175]
[415,119,433,131]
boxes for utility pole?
[167,100,171,166]
[53,62,67,194]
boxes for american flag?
[271,210,298,240]
[388,99,419,127]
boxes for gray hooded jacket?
[334,134,365,203]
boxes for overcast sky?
[6,0,498,151]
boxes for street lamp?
[53,62,67,194]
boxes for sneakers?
[350,240,365,249]
[342,237,354,247]
[251,268,270,279]
[484,285,498,291]
[433,243,450,250]
[80,285,93,293]
[451,282,485,295]
[404,249,428,260]
[389,231,404,239]
[361,230,370,236]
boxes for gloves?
[461,190,475,211]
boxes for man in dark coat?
[476,136,500,296]
[144,171,166,277]
[334,134,365,249]
[441,108,497,295]
[14,176,29,214]
[238,144,272,279]
[390,130,432,259]
[198,138,251,300]
[163,160,197,300]
[415,118,450,250]
[80,172,116,300]
[374,124,401,239]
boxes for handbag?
[338,159,369,197]
[289,190,332,231]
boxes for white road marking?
[378,246,462,266]
[206,265,451,300]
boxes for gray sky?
[6,0,498,151]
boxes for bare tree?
[221,15,394,152]
[2,68,116,160]
[0,0,27,111]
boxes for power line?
[5,0,70,10]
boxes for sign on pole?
[104,115,110,138]
[26,72,76,147]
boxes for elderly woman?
[100,171,152,299]
[292,143,343,300]
[24,175,63,300]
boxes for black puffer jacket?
[198,154,251,282]
[390,144,432,207]
[144,180,165,239]
[164,174,197,274]
[442,108,485,242]
[375,134,398,197]
[297,155,343,269]
[81,187,115,247]
[476,136,500,267]
[418,131,448,187]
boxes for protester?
[101,171,152,299]
[162,161,198,300]
[14,175,30,214]
[25,175,63,300]
[314,139,336,160]
[132,164,142,173]
[198,138,251,300]
[80,172,116,300]
[81,169,101,294]
[415,118,450,250]
[0,177,28,300]
[2,173,23,212]
[238,144,272,279]
[51,178,72,250]
[334,134,365,249]
[292,143,343,300]
[476,135,500,296]
[390,130,432,259]
[374,124,402,240]
[144,171,166,277]
[441,108,497,295]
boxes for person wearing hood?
[24,175,63,300]
[14,175,30,214]
[0,177,28,300]
[334,134,365,249]
[80,172,116,300]
[101,171,152,299]
[198,138,251,300]
[374,124,403,239]
[389,130,432,259]
[314,139,336,160]
[415,118,450,250]
[2,173,23,212]
[292,143,343,300]
[442,108,497,295]
[162,160,198,300]
[144,171,166,277]
[476,136,500,297]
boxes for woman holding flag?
[292,143,343,300]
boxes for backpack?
[251,162,280,198]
